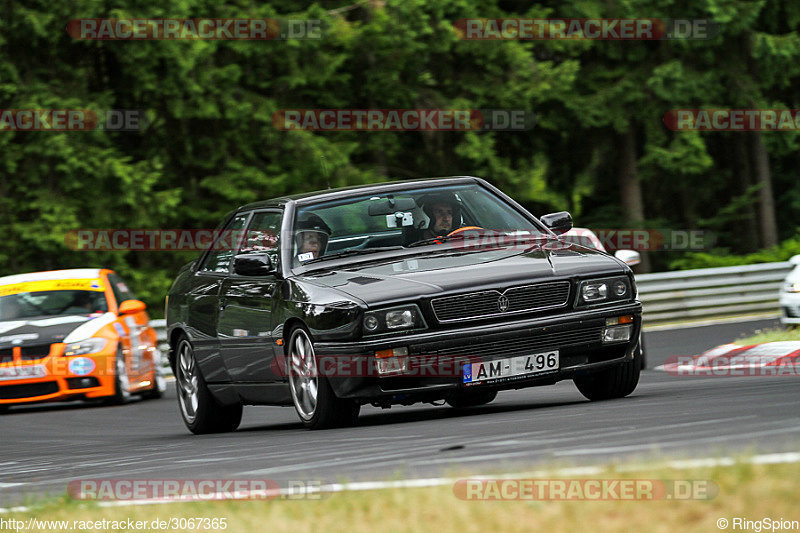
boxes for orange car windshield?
[0,290,108,320]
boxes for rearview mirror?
[233,253,275,276]
[118,299,146,315]
[540,211,573,235]
[368,196,417,216]
[614,249,642,267]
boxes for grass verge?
[734,326,800,345]
[4,459,799,533]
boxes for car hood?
[297,243,626,306]
[0,313,116,352]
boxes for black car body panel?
[166,177,642,409]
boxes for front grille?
[0,381,59,400]
[431,281,571,322]
[0,344,52,361]
[412,325,602,359]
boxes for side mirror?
[615,249,641,266]
[118,299,146,315]
[789,255,800,266]
[540,211,573,235]
[233,253,275,276]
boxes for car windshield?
[291,183,546,266]
[0,290,108,320]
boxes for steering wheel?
[446,226,484,237]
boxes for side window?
[240,211,282,266]
[107,273,136,306]
[199,213,250,273]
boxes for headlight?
[63,338,108,356]
[784,282,800,293]
[577,276,633,306]
[363,305,426,335]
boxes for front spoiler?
[314,301,642,402]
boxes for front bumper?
[0,344,118,405]
[780,292,800,325]
[315,301,642,402]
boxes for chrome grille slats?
[431,281,570,322]
[415,326,602,359]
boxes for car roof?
[0,268,106,287]
[235,176,481,212]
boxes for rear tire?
[175,336,242,434]
[574,348,641,401]
[287,327,360,430]
[446,389,498,408]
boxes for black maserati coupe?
[166,177,642,432]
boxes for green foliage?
[670,230,800,269]
[1,0,800,314]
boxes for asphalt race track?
[2,317,798,506]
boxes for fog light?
[375,347,409,376]
[602,325,633,343]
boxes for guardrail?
[149,262,794,344]
[636,261,792,323]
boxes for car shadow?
[236,397,600,433]
[0,396,162,415]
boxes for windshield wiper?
[302,246,405,264]
[407,233,473,247]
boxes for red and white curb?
[655,341,800,376]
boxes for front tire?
[175,337,242,434]
[287,327,360,430]
[106,346,132,405]
[141,351,167,400]
[574,348,641,401]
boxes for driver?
[419,193,462,240]
[295,213,332,260]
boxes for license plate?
[0,365,47,381]
[463,351,559,384]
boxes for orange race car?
[0,268,166,411]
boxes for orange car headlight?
[63,338,108,356]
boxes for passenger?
[295,214,332,259]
